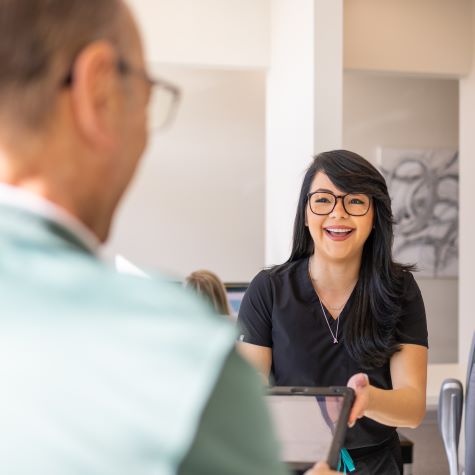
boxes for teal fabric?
[337,448,356,473]
[0,205,267,474]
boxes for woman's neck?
[309,252,361,292]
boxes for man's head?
[0,0,151,241]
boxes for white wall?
[343,72,459,363]
[314,0,343,153]
[459,2,475,367]
[265,0,316,267]
[128,0,473,74]
[115,0,473,364]
[344,0,473,77]
[266,0,343,266]
[127,0,270,68]
[104,66,266,281]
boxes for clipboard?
[266,386,355,471]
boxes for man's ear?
[69,41,121,151]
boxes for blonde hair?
[185,270,231,316]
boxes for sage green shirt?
[0,202,289,475]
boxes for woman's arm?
[347,344,428,428]
[237,342,272,385]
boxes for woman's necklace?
[318,296,339,344]
[308,259,354,345]
[308,262,355,311]
[318,295,346,311]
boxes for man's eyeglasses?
[117,58,180,130]
[307,191,371,216]
[62,57,181,130]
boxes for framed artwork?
[378,148,458,278]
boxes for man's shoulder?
[0,251,238,475]
[4,245,236,350]
[76,260,235,340]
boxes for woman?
[237,150,428,474]
[185,269,232,318]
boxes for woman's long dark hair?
[287,150,413,369]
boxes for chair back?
[438,378,464,475]
[465,333,475,475]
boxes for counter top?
[427,363,467,408]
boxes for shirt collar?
[0,183,100,255]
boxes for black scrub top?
[237,257,428,451]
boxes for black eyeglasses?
[62,57,181,130]
[307,191,371,216]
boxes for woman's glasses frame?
[306,191,372,217]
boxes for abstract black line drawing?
[379,148,458,277]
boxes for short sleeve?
[237,270,273,347]
[178,349,290,475]
[396,272,429,348]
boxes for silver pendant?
[316,292,340,345]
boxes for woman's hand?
[346,372,370,427]
[305,461,338,475]
[346,345,427,428]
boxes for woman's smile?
[323,225,355,241]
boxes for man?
[0,1,335,473]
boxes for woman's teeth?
[325,228,353,236]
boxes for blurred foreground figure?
[0,1,335,474]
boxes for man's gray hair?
[0,0,125,129]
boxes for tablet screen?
[266,388,353,470]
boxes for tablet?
[266,386,354,471]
